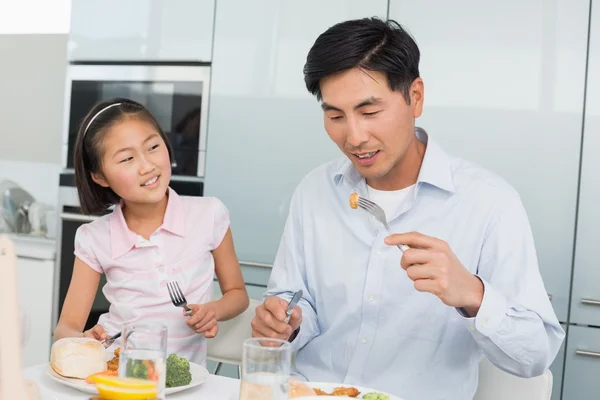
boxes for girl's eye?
[120,157,133,163]
[149,144,160,151]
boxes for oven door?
[62,64,211,178]
[57,209,110,331]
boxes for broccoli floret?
[125,359,149,380]
[166,354,192,388]
[363,393,390,400]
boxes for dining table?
[23,363,241,400]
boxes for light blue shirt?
[265,128,565,400]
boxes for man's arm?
[263,188,320,351]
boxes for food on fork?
[50,337,107,379]
[349,192,359,209]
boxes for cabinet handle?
[548,294,552,301]
[59,212,100,223]
[581,298,600,306]
[576,350,600,358]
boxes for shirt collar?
[109,187,186,259]
[333,127,455,193]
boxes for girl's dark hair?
[73,98,174,215]
[304,17,420,104]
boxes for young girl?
[54,98,249,365]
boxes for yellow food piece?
[96,383,158,400]
[88,375,156,390]
[349,193,359,209]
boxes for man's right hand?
[83,324,108,341]
[251,296,302,341]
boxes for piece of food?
[89,376,158,400]
[349,192,359,209]
[165,354,192,388]
[107,348,120,372]
[331,386,361,397]
[288,379,317,398]
[314,386,361,397]
[51,337,106,379]
[86,369,119,384]
[363,393,390,400]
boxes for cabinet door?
[570,0,600,327]
[388,0,589,323]
[204,0,388,264]
[68,0,215,62]
[17,257,55,367]
[562,325,600,399]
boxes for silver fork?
[167,281,193,316]
[357,196,410,252]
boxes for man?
[250,17,564,400]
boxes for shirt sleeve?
[74,224,103,273]
[211,198,231,250]
[457,194,565,378]
[264,186,320,352]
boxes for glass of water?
[239,338,292,400]
[119,322,168,398]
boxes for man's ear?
[91,172,109,188]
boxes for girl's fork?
[167,281,193,316]
[356,195,410,252]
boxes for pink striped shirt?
[74,187,230,365]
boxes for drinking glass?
[118,322,168,399]
[239,338,292,400]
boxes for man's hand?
[385,232,484,316]
[251,296,302,341]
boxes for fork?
[357,196,410,252]
[167,281,193,316]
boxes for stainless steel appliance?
[61,63,211,177]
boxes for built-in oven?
[61,63,211,177]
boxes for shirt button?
[361,337,368,344]
[376,248,382,255]
[469,326,476,332]
[368,295,376,301]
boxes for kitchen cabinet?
[562,325,600,399]
[570,0,600,327]
[204,0,388,265]
[12,235,56,367]
[68,0,215,62]
[388,0,589,323]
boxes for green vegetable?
[125,359,149,380]
[166,354,192,388]
[363,393,390,400]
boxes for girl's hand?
[186,303,219,338]
[83,324,108,341]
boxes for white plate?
[306,382,403,400]
[45,361,209,396]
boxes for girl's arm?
[53,257,103,340]
[212,228,249,321]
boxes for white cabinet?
[204,0,388,264]
[388,0,589,322]
[68,0,215,62]
[12,236,56,367]
[570,0,600,327]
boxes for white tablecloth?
[23,364,241,400]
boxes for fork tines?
[167,281,186,305]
